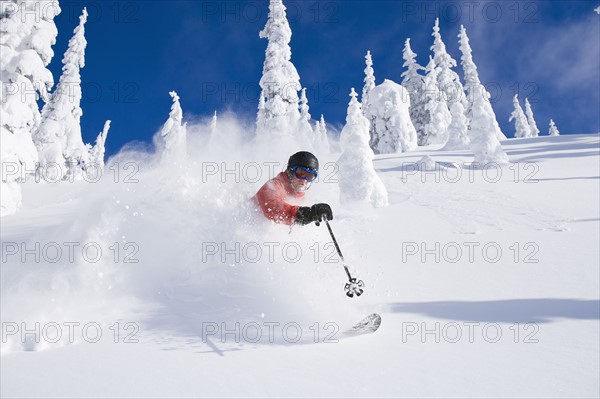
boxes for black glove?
[296,203,333,226]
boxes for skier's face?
[289,165,318,192]
[290,174,312,192]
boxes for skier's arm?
[255,180,300,225]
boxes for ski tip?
[345,313,382,336]
[365,313,382,323]
[369,313,382,331]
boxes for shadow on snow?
[387,298,600,323]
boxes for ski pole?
[322,219,365,297]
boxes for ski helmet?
[287,151,319,172]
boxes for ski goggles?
[291,165,318,182]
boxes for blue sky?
[49,0,600,156]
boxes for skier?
[253,151,333,226]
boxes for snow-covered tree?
[431,18,465,108]
[549,119,560,136]
[421,57,451,145]
[509,94,532,138]
[312,114,330,154]
[468,84,510,166]
[458,28,508,165]
[300,87,310,121]
[208,110,229,151]
[87,120,110,172]
[256,92,266,128]
[154,91,187,161]
[258,0,300,108]
[316,115,331,153]
[1,0,61,215]
[361,50,378,149]
[524,98,540,137]
[362,50,376,112]
[458,25,507,141]
[401,38,429,146]
[367,79,418,153]
[255,0,312,150]
[338,88,388,207]
[34,7,89,181]
[211,111,218,134]
[430,18,470,149]
[443,101,470,150]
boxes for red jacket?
[253,171,305,225]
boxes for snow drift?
[0,114,360,353]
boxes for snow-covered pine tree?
[431,19,466,108]
[300,88,310,121]
[421,57,451,145]
[154,91,187,162]
[401,38,429,146]
[458,28,508,165]
[211,111,218,134]
[362,50,376,113]
[367,79,418,153]
[509,94,532,138]
[458,25,507,141]
[312,114,330,154]
[35,7,89,181]
[524,98,540,137]
[468,84,510,166]
[258,0,301,112]
[1,0,61,215]
[432,24,469,150]
[208,110,225,151]
[87,120,110,172]
[362,50,378,150]
[338,88,388,207]
[430,18,470,149]
[256,0,312,150]
[442,101,470,150]
[549,119,560,136]
[256,92,266,129]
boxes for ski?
[341,313,382,337]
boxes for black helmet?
[287,151,319,171]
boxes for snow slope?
[1,134,599,398]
